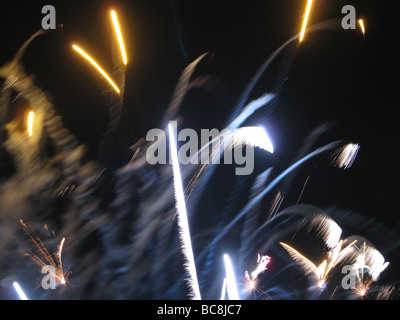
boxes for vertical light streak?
[299,0,313,42]
[111,10,128,65]
[72,44,121,94]
[220,278,227,300]
[358,19,365,35]
[12,282,28,300]
[58,237,66,284]
[27,111,34,137]
[223,254,240,300]
[168,123,201,300]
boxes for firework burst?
[19,220,69,289]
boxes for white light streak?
[168,123,201,300]
[223,254,240,300]
[231,126,274,154]
[12,282,28,300]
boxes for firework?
[280,239,357,290]
[27,111,34,137]
[358,19,366,35]
[244,254,271,296]
[72,44,121,94]
[110,10,128,66]
[12,281,28,300]
[331,143,360,169]
[230,127,274,154]
[19,220,68,288]
[223,254,240,300]
[299,0,313,42]
[168,123,201,300]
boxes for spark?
[20,220,68,287]
[358,19,365,35]
[72,44,121,94]
[168,123,201,300]
[299,0,313,42]
[111,10,128,65]
[244,254,271,295]
[12,282,28,300]
[223,254,240,300]
[280,239,357,290]
[332,143,360,169]
[27,111,34,137]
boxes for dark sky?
[0,0,398,227]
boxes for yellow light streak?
[111,10,128,65]
[358,19,365,35]
[72,44,120,94]
[299,0,313,42]
[27,111,34,137]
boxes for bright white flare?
[230,126,274,154]
[168,123,201,300]
[12,282,28,300]
[223,254,240,300]
[111,10,128,65]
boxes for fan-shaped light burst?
[223,254,240,300]
[280,239,357,290]
[20,220,68,287]
[332,143,360,169]
[299,0,313,42]
[308,215,342,249]
[168,123,201,300]
[358,19,366,35]
[111,10,128,65]
[27,111,34,137]
[230,126,274,154]
[12,281,28,300]
[72,44,121,94]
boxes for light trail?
[358,19,365,35]
[12,282,28,300]
[223,254,240,300]
[111,10,128,65]
[27,111,34,137]
[299,0,313,42]
[72,44,121,94]
[168,123,201,300]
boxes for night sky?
[0,0,399,300]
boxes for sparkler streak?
[223,254,240,300]
[20,220,68,287]
[111,10,128,66]
[72,44,121,94]
[358,19,365,35]
[168,123,201,300]
[299,0,313,42]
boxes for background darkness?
[0,0,399,299]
